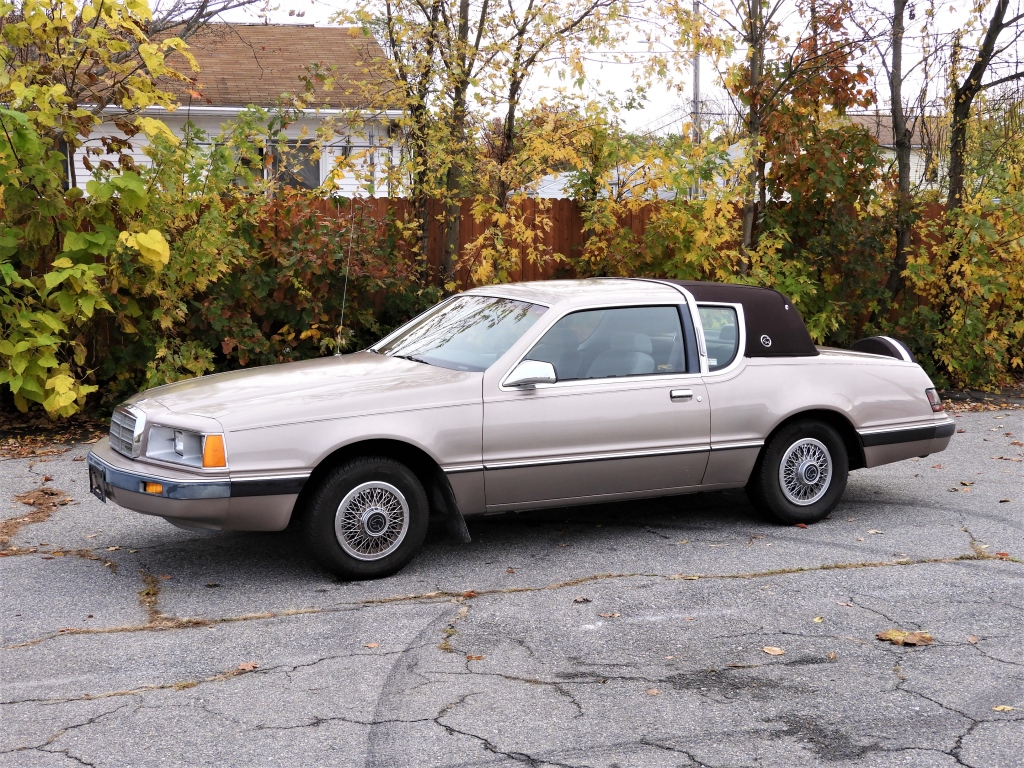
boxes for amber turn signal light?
[202,434,227,468]
[143,482,163,495]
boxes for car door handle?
[670,389,693,401]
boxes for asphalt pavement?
[1,408,1022,768]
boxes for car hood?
[128,352,482,429]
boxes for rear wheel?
[304,457,428,580]
[748,420,848,525]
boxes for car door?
[481,304,711,510]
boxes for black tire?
[303,457,429,580]
[747,420,849,525]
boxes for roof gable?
[162,24,395,110]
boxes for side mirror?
[504,360,557,387]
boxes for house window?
[269,141,320,189]
[55,138,73,190]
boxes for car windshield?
[376,295,547,372]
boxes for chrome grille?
[109,407,138,458]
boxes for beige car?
[88,279,954,579]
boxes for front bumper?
[87,439,306,531]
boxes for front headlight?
[147,427,227,469]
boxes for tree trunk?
[946,0,1011,210]
[440,0,473,286]
[739,0,764,272]
[885,0,912,305]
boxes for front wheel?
[304,457,429,579]
[748,420,849,525]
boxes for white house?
[67,24,403,196]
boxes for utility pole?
[692,0,701,145]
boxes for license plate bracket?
[89,465,107,503]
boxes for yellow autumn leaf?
[120,230,170,270]
[135,117,180,146]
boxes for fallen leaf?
[158,574,171,580]
[967,636,979,644]
[867,530,883,535]
[466,654,484,661]
[856,537,865,541]
[558,543,572,547]
[1011,441,1024,447]
[646,688,661,695]
[83,533,98,539]
[1004,432,1014,437]
[948,488,960,493]
[995,551,1010,557]
[573,596,592,604]
[598,612,621,618]
[205,583,220,588]
[992,705,1014,712]
[960,481,974,486]
[364,642,380,649]
[827,652,837,660]
[679,539,689,544]
[506,568,515,574]
[106,546,119,551]
[665,655,675,660]
[837,602,853,607]
[462,591,478,598]
[813,616,824,623]
[876,629,934,646]
[237,662,258,672]
[42,475,53,482]
[762,646,785,656]
[931,464,943,469]
[999,499,1012,503]
[72,456,85,462]
[795,523,808,529]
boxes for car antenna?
[336,196,356,356]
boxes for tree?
[947,0,1024,209]
[0,0,193,415]
[663,0,873,265]
[340,0,624,286]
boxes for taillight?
[925,388,943,413]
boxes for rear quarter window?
[698,305,740,371]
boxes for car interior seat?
[527,327,582,380]
[585,331,656,378]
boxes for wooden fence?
[310,197,659,285]
[309,197,950,287]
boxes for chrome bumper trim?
[87,453,309,501]
[858,420,956,447]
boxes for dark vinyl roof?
[667,281,819,358]
[160,24,395,109]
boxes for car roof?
[462,278,684,308]
[463,278,819,359]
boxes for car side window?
[526,306,686,381]
[698,305,740,371]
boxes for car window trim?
[696,301,746,376]
[499,302,703,391]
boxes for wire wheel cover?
[335,481,410,561]
[779,437,832,506]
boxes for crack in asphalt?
[432,695,593,768]
[6,553,1020,652]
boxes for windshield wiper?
[391,354,430,365]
